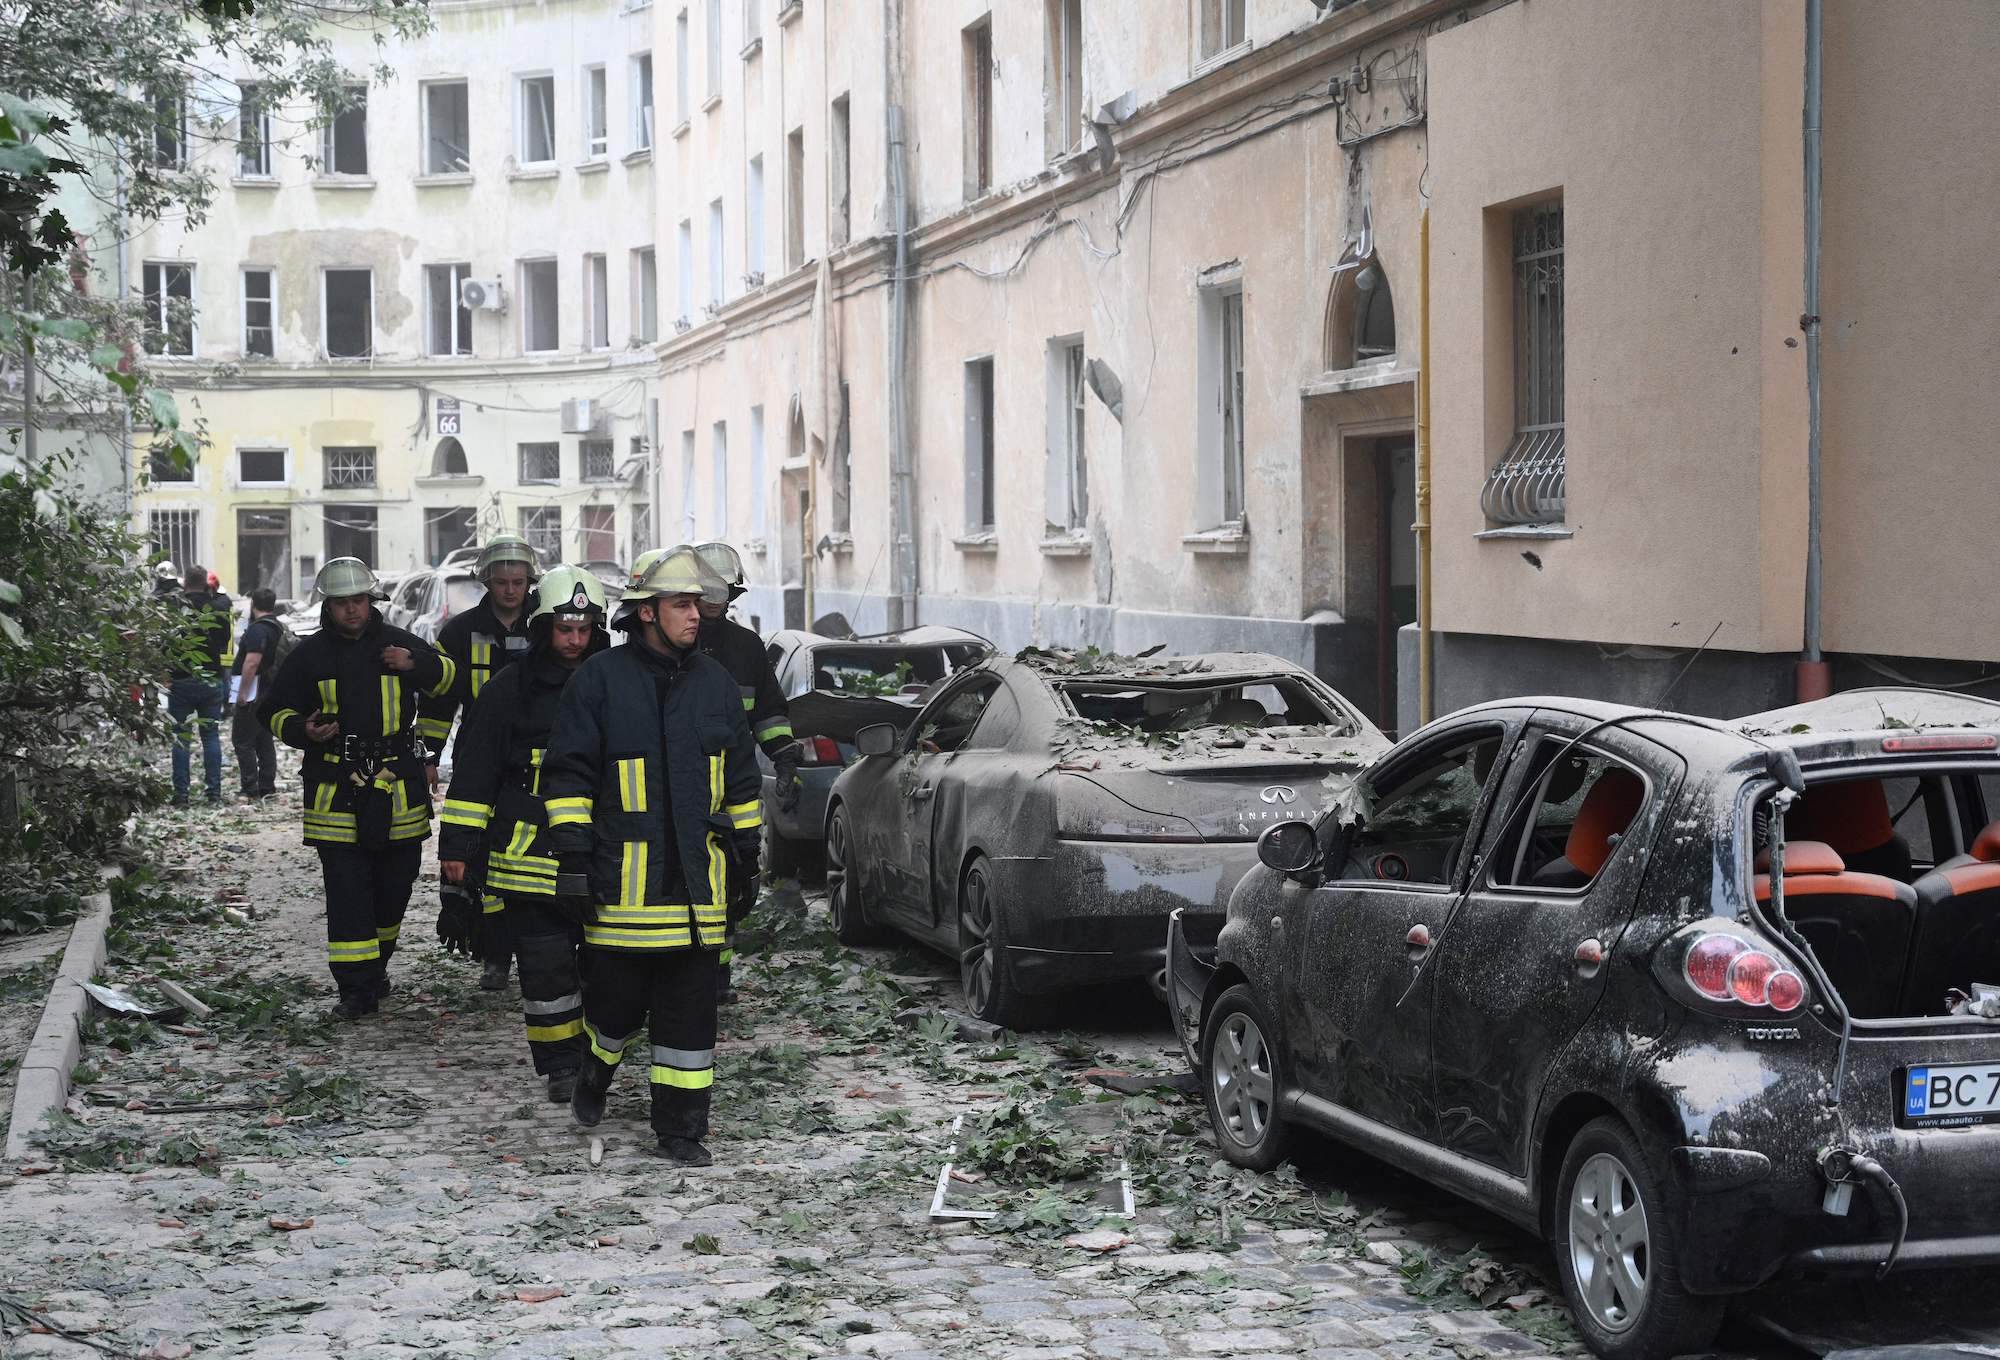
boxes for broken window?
[584,65,608,158]
[1057,676,1350,734]
[963,19,992,200]
[1486,740,1647,890]
[323,446,376,488]
[1483,199,1566,526]
[829,94,850,248]
[832,381,851,535]
[579,504,616,561]
[149,509,199,565]
[521,506,561,558]
[520,258,559,352]
[798,644,974,701]
[632,247,657,342]
[745,154,766,278]
[629,502,653,563]
[152,89,186,169]
[631,54,654,150]
[323,268,372,359]
[1197,0,1247,62]
[1336,729,1506,885]
[1353,257,1396,361]
[784,127,805,271]
[426,263,472,357]
[236,508,290,595]
[1046,338,1087,532]
[149,446,194,484]
[921,677,1001,755]
[424,80,470,174]
[143,262,194,357]
[237,447,286,485]
[518,441,560,484]
[238,83,272,176]
[321,84,368,175]
[241,268,274,359]
[1045,0,1084,159]
[428,507,476,564]
[964,358,996,532]
[518,74,556,164]
[581,439,615,483]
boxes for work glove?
[436,881,482,957]
[555,852,594,928]
[773,753,803,814]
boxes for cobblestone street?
[0,796,1580,1360]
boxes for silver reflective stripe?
[522,992,583,1016]
[650,1044,713,1069]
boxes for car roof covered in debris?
[1738,687,2000,737]
[777,624,991,650]
[1011,646,1313,684]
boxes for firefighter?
[418,532,540,991]
[437,566,609,1102]
[542,547,761,1166]
[689,541,798,1003]
[257,558,456,1020]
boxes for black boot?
[546,1069,578,1104]
[717,961,737,1007]
[654,1135,713,1167]
[331,991,379,1021]
[571,1069,609,1127]
[371,972,393,1002]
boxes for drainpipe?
[885,0,916,631]
[1796,0,1829,701]
[1415,207,1434,726]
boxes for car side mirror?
[854,723,899,758]
[1258,820,1320,878]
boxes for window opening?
[581,439,615,483]
[324,506,378,564]
[964,358,995,532]
[634,247,658,341]
[241,268,274,358]
[631,54,655,149]
[1488,741,1646,889]
[425,263,472,356]
[143,262,194,357]
[520,259,559,352]
[321,84,368,175]
[427,507,476,564]
[586,253,611,348]
[829,94,850,247]
[238,448,286,485]
[323,268,372,358]
[518,441,561,484]
[784,128,806,271]
[585,65,609,158]
[1045,0,1083,159]
[149,509,199,567]
[519,74,556,164]
[432,437,468,476]
[424,81,470,173]
[1197,0,1247,61]
[520,505,561,558]
[238,84,272,176]
[1482,200,1566,526]
[832,381,851,534]
[579,504,616,561]
[963,20,992,199]
[323,446,377,488]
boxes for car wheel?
[1554,1116,1724,1360]
[958,855,1029,1029]
[1200,984,1292,1172]
[825,804,882,945]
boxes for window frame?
[583,64,609,159]
[152,89,187,170]
[676,218,694,325]
[240,266,275,360]
[962,18,993,200]
[517,441,562,486]
[704,0,725,103]
[425,262,474,358]
[1194,0,1249,67]
[421,78,471,175]
[142,261,196,359]
[631,246,658,342]
[237,83,273,178]
[630,52,655,151]
[585,252,611,350]
[324,504,379,564]
[1045,0,1084,160]
[516,71,558,167]
[579,503,617,561]
[784,127,806,272]
[148,508,201,567]
[322,445,379,490]
[745,153,766,279]
[519,257,561,354]
[1046,335,1088,532]
[1481,198,1568,528]
[520,505,562,559]
[1478,734,1655,899]
[708,197,726,308]
[710,420,729,538]
[675,9,692,125]
[1195,274,1246,530]
[829,93,851,248]
[320,266,375,360]
[235,445,290,489]
[319,83,369,177]
[963,356,996,533]
[580,438,616,484]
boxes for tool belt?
[339,730,424,787]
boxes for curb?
[5,872,119,1162]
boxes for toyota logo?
[1260,785,1297,805]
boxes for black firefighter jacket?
[697,614,794,759]
[257,608,455,848]
[541,640,762,953]
[438,646,596,898]
[416,594,533,760]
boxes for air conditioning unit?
[560,397,604,434]
[459,277,506,311]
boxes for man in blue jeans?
[168,564,233,806]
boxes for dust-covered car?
[758,625,992,877]
[827,647,1386,1026]
[1168,687,2000,1360]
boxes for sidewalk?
[0,799,1562,1359]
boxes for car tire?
[1200,984,1293,1172]
[1552,1116,1724,1360]
[825,803,883,945]
[958,855,1030,1029]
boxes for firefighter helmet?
[531,564,609,623]
[315,557,386,601]
[692,541,746,597]
[611,547,666,629]
[154,560,179,582]
[622,545,727,605]
[475,533,540,582]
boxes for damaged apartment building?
[125,0,2000,733]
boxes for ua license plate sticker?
[1900,1063,2000,1129]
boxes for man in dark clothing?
[230,587,285,801]
[418,532,539,991]
[168,564,233,806]
[691,541,797,1002]
[257,557,456,1020]
[439,566,609,1103]
[542,547,762,1166]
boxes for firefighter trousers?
[718,864,756,996]
[318,842,421,997]
[578,944,718,1139]
[510,894,585,1075]
[480,891,515,971]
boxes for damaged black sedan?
[1169,688,2000,1360]
[827,647,1386,1026]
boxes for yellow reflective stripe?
[756,722,794,743]
[649,1065,714,1090]
[376,923,401,941]
[327,938,379,962]
[531,746,545,795]
[584,927,695,949]
[718,946,735,965]
[617,758,647,813]
[692,902,726,926]
[481,893,506,915]
[620,840,647,906]
[440,799,492,829]
[546,796,593,827]
[594,903,691,925]
[416,716,452,741]
[379,674,401,736]
[306,829,360,844]
[526,1018,584,1043]
[708,753,722,814]
[268,706,299,738]
[583,1018,639,1065]
[488,874,556,896]
[429,655,457,698]
[316,678,339,714]
[726,800,762,830]
[505,821,537,858]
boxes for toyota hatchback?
[1168,688,2000,1360]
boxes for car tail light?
[1668,924,1808,1015]
[795,736,844,767]
[1882,733,1997,753]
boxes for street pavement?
[0,794,1576,1359]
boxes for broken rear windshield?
[1055,676,1354,736]
[793,643,986,699]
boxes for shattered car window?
[1339,732,1503,886]
[791,645,960,700]
[1056,676,1352,737]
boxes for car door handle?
[1574,937,1605,976]
[1405,924,1432,959]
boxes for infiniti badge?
[1260,785,1297,805]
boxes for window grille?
[581,439,616,483]
[519,442,561,484]
[323,446,376,488]
[521,506,561,557]
[149,509,199,568]
[1482,202,1566,526]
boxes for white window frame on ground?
[1195,0,1248,66]
[632,247,658,342]
[586,253,611,349]
[711,421,729,537]
[519,258,560,353]
[240,267,275,359]
[583,64,609,159]
[1045,0,1084,160]
[237,83,273,177]
[321,267,374,360]
[142,261,195,358]
[322,446,377,489]
[516,73,557,167]
[236,446,289,489]
[320,84,368,176]
[422,79,470,175]
[1195,273,1246,530]
[520,506,562,559]
[963,356,996,533]
[425,263,473,357]
[1482,198,1567,528]
[1046,336,1088,532]
[149,509,200,568]
[631,53,655,150]
[518,441,561,485]
[581,438,616,483]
